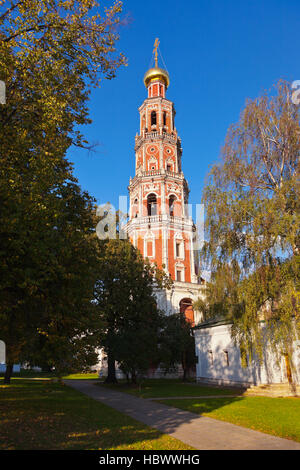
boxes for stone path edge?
[65,380,300,450]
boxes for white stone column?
[190,233,197,283]
[175,145,178,173]
[139,184,142,217]
[161,180,166,215]
[181,185,185,217]
[159,141,163,170]
[159,100,162,134]
[143,145,146,171]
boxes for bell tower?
[125,40,204,324]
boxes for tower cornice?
[134,130,181,152]
[138,96,174,111]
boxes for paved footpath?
[66,380,300,450]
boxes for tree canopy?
[159,312,196,381]
[94,238,172,384]
[200,81,299,382]
[0,0,125,383]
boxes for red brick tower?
[125,40,204,324]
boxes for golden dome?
[143,66,170,88]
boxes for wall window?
[175,240,184,258]
[169,195,176,216]
[176,270,182,282]
[151,111,157,127]
[133,198,138,218]
[179,298,194,325]
[223,350,229,366]
[174,235,184,259]
[147,193,157,216]
[163,111,167,127]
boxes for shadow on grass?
[98,377,245,398]
[0,379,192,450]
[66,379,248,439]
[158,397,245,415]
[156,395,300,443]
[0,370,99,380]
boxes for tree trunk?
[284,353,296,394]
[4,362,13,385]
[131,370,137,385]
[104,352,117,384]
[284,354,292,384]
[182,351,188,382]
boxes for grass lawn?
[0,370,99,380]
[157,396,300,442]
[101,378,244,398]
[0,378,193,450]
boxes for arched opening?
[179,298,194,325]
[169,195,176,217]
[147,193,157,216]
[163,111,167,127]
[151,111,157,127]
[133,198,138,218]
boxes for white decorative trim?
[148,156,158,171]
[143,184,159,195]
[174,232,185,261]
[144,231,155,258]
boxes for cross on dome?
[143,38,170,89]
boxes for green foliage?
[0,379,193,449]
[193,262,241,321]
[158,313,197,380]
[102,378,241,398]
[94,238,172,383]
[0,1,125,382]
[0,164,101,377]
[0,0,126,151]
[201,80,300,375]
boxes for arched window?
[169,195,176,217]
[151,111,157,127]
[133,198,138,218]
[147,193,157,216]
[179,298,194,325]
[163,111,167,127]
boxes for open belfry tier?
[124,39,205,324]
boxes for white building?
[194,318,300,387]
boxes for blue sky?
[67,0,300,217]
